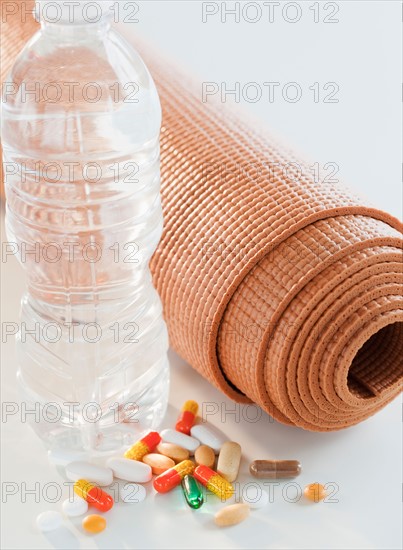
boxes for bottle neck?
[40,19,111,43]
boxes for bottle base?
[17,358,170,456]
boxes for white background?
[1,1,402,549]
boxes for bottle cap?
[34,0,114,25]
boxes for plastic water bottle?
[2,1,169,453]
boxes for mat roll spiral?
[137,46,403,431]
[2,3,402,430]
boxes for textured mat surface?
[140,46,402,430]
[2,2,402,430]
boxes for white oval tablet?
[160,429,200,453]
[62,496,88,517]
[106,457,152,483]
[242,486,269,509]
[65,461,113,486]
[190,424,226,454]
[36,511,63,532]
[48,449,89,467]
[120,483,147,503]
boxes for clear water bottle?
[2,1,169,453]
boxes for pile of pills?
[37,399,327,535]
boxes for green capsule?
[181,475,204,509]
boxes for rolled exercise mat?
[136,45,403,431]
[2,4,402,430]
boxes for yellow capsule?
[206,473,234,500]
[124,440,149,461]
[124,432,161,461]
[304,483,327,502]
[153,459,195,493]
[194,465,234,501]
[74,479,92,500]
[174,459,195,477]
[82,514,106,534]
[182,400,198,415]
[74,479,113,512]
[176,400,198,434]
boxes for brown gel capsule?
[249,460,301,479]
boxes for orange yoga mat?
[2,2,402,430]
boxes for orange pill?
[194,445,215,469]
[143,453,175,475]
[156,442,190,463]
[304,483,327,502]
[82,514,106,534]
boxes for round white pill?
[242,486,269,509]
[160,429,200,453]
[65,461,113,486]
[120,483,147,503]
[190,424,226,454]
[36,511,63,532]
[106,457,152,483]
[62,496,88,517]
